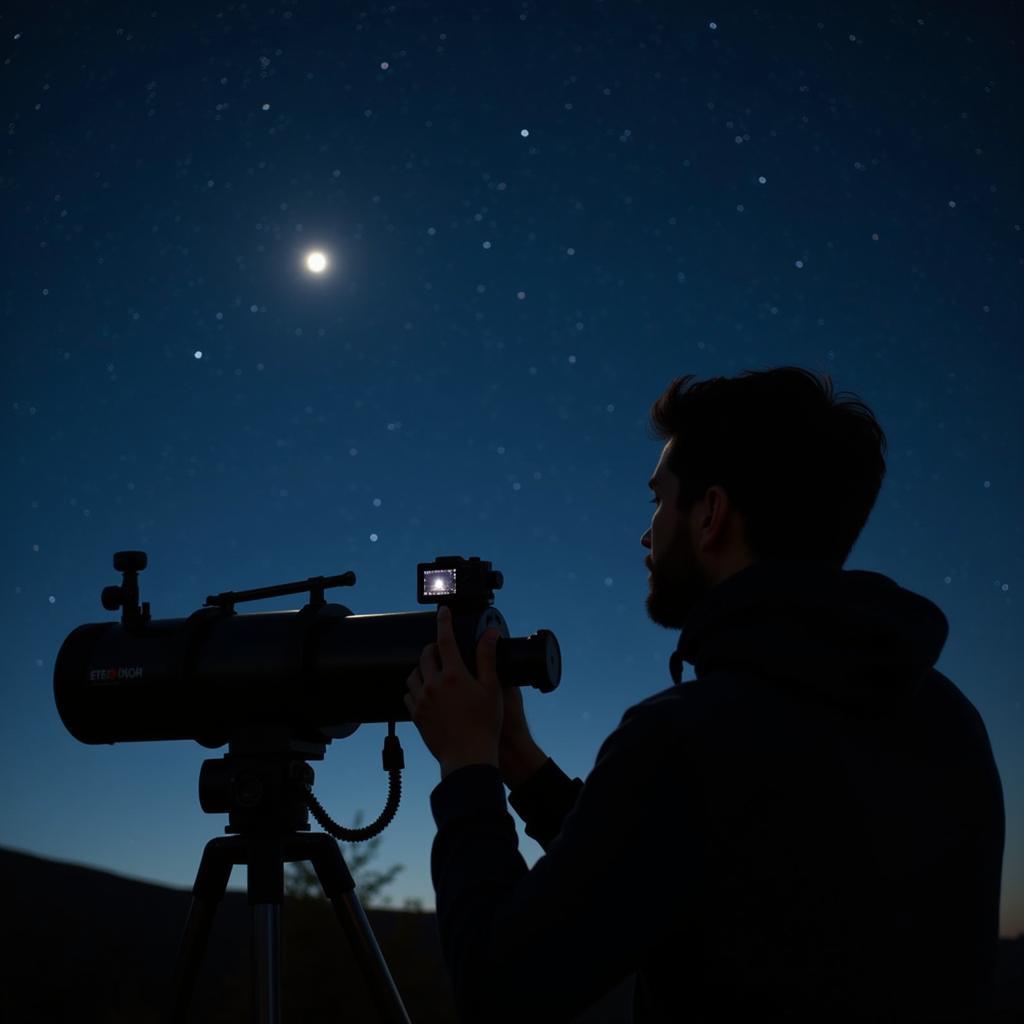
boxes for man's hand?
[404,605,503,780]
[497,680,548,789]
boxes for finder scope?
[54,552,562,748]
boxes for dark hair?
[647,366,887,568]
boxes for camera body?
[418,554,503,611]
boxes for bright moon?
[305,250,328,273]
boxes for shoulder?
[599,672,805,776]
[620,673,768,730]
[919,668,1000,756]
[599,676,754,760]
[925,667,983,719]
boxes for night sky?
[2,5,1021,936]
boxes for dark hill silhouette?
[1,846,1020,1022]
[0,845,635,1023]
[0,843,462,1023]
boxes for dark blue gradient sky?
[2,4,1021,934]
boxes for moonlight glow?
[305,250,328,274]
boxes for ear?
[699,485,738,548]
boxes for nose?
[641,529,651,549]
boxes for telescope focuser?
[100,550,151,629]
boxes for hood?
[669,559,949,711]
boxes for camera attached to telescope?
[54,551,561,749]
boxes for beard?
[644,526,715,630]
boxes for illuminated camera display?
[416,556,502,607]
[422,568,457,599]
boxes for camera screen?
[422,568,457,598]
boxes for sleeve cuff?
[508,757,584,848]
[430,763,508,830]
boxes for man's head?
[641,366,887,631]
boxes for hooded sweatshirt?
[428,560,1005,1023]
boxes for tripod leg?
[165,836,240,1024]
[248,836,284,1024]
[299,834,412,1024]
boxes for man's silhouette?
[405,367,1005,1023]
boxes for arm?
[496,676,583,849]
[428,702,704,1023]
[507,755,585,851]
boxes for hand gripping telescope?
[53,552,562,1024]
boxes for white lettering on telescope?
[89,667,144,682]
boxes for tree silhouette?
[274,810,452,1021]
[283,808,414,908]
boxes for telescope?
[54,551,562,748]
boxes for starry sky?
[2,4,1021,935]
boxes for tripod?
[165,732,412,1024]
